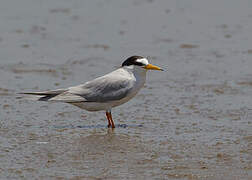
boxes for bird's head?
[122,56,163,71]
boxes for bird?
[21,56,163,128]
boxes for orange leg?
[106,112,111,127]
[109,112,115,128]
[106,111,115,128]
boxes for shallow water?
[0,0,252,179]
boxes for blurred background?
[0,0,252,179]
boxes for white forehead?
[136,58,149,65]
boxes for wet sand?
[0,0,252,179]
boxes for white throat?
[124,65,147,88]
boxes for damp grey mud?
[0,0,252,179]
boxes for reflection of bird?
[21,56,163,128]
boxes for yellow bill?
[144,64,163,71]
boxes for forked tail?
[19,89,67,101]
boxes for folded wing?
[21,70,134,103]
[67,74,134,102]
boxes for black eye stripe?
[122,56,145,67]
[133,62,144,66]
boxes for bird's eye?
[134,62,144,67]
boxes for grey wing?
[21,76,134,103]
[68,76,135,102]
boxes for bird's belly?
[69,90,139,112]
[69,79,145,112]
[70,102,112,111]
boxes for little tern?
[21,56,163,128]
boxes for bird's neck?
[132,66,147,89]
[122,65,147,82]
[133,65,146,76]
